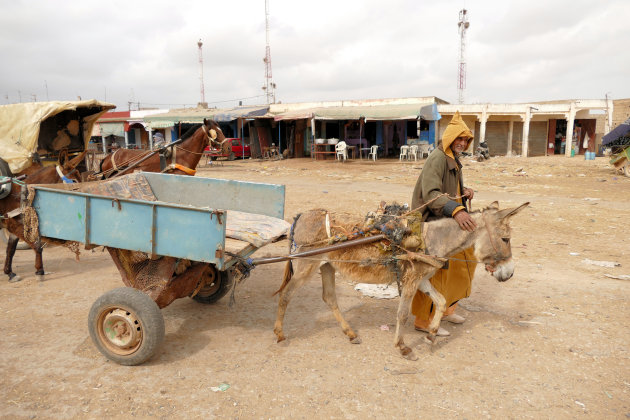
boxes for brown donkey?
[1,150,85,282]
[273,201,529,360]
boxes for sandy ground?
[0,154,629,419]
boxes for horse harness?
[158,124,218,176]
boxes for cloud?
[0,0,628,109]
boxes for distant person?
[410,111,477,337]
[153,132,166,149]
[476,140,490,161]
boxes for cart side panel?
[33,188,227,266]
[143,173,286,219]
[87,198,153,252]
[154,205,226,266]
[32,191,87,242]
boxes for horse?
[1,150,85,282]
[98,119,224,179]
[272,201,529,360]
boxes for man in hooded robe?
[410,111,477,336]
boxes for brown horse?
[1,151,85,282]
[273,201,529,360]
[98,119,224,178]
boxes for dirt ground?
[1,154,628,419]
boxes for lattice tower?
[457,9,470,104]
[263,0,276,104]
[198,39,206,104]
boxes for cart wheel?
[228,152,235,161]
[192,265,234,304]
[1,228,30,250]
[88,287,165,366]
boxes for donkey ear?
[497,202,529,220]
[203,118,209,126]
[487,201,499,210]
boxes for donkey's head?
[474,201,529,282]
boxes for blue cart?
[30,172,289,365]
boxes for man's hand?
[453,210,477,232]
[463,187,474,200]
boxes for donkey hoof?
[350,336,362,344]
[424,334,437,344]
[276,335,286,343]
[400,347,417,361]
[8,274,21,283]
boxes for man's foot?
[414,326,450,336]
[443,314,465,324]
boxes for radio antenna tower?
[197,39,207,106]
[457,8,470,104]
[262,0,276,104]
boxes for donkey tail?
[272,260,293,296]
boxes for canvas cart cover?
[0,100,115,173]
[602,118,630,146]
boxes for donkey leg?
[273,260,318,342]
[393,273,428,360]
[4,234,21,283]
[320,263,360,344]
[418,275,446,344]
[34,241,45,281]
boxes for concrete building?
[438,99,612,157]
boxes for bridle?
[482,212,510,271]
[56,165,78,184]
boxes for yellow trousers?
[412,247,477,328]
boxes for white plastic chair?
[418,143,431,159]
[368,145,379,161]
[399,145,409,160]
[335,141,347,161]
[408,145,418,161]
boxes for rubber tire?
[227,152,235,161]
[88,287,165,366]
[192,266,233,304]
[1,228,30,250]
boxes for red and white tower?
[457,9,470,104]
[262,0,276,104]
[197,39,206,106]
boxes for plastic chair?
[399,145,409,160]
[408,145,418,161]
[368,145,379,161]
[335,141,347,161]
[418,143,431,158]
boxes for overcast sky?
[1,0,628,111]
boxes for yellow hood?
[441,111,473,159]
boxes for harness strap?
[482,213,501,258]
[163,163,196,175]
[110,149,121,172]
[56,165,75,183]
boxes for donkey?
[273,201,529,360]
[98,119,224,179]
[1,150,85,282]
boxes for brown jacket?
[411,111,473,221]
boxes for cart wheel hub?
[102,309,142,349]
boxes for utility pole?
[262,0,276,104]
[457,8,470,104]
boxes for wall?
[613,99,630,126]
